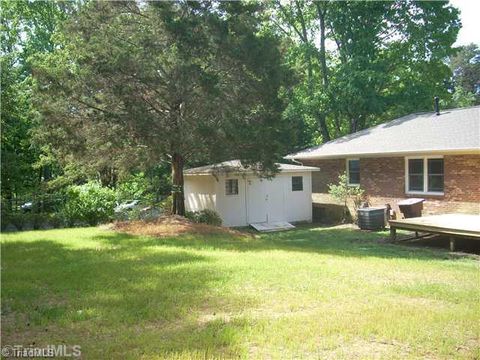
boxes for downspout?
[290,158,304,166]
[244,176,248,225]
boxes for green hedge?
[62,181,116,226]
[185,209,222,226]
[1,213,64,231]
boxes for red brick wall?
[360,157,405,198]
[444,155,480,203]
[302,158,344,193]
[302,154,480,218]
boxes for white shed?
[184,160,319,227]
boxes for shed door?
[246,177,286,224]
[265,178,285,222]
[246,178,267,223]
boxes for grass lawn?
[1,225,479,359]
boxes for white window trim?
[405,156,444,196]
[346,158,360,186]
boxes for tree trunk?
[317,111,331,142]
[317,3,329,89]
[350,118,358,133]
[315,3,331,142]
[171,153,185,216]
[295,0,313,93]
[98,167,118,187]
[3,186,13,213]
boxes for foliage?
[116,173,151,203]
[159,195,173,216]
[1,0,79,202]
[32,1,292,215]
[271,0,461,145]
[185,209,222,226]
[444,43,480,107]
[448,87,477,108]
[2,213,28,231]
[1,212,64,231]
[62,181,116,226]
[328,172,365,222]
[115,168,172,204]
[1,0,469,221]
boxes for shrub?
[2,213,25,231]
[62,182,116,226]
[185,209,222,226]
[116,173,151,203]
[47,213,65,228]
[159,195,173,215]
[328,172,365,223]
[31,213,49,230]
[1,213,62,231]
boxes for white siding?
[184,176,216,212]
[184,171,314,227]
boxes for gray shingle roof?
[184,160,319,175]
[286,106,480,160]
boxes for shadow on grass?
[101,225,460,261]
[1,239,253,357]
[401,234,480,255]
[2,225,476,357]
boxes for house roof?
[286,106,480,160]
[184,160,319,176]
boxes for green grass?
[1,225,479,359]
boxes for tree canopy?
[270,0,461,148]
[446,43,480,107]
[32,1,292,214]
[1,0,469,215]
[1,0,78,205]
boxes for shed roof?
[184,160,319,176]
[286,106,480,160]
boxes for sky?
[450,0,480,46]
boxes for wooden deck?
[389,214,480,250]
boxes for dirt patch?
[110,215,250,238]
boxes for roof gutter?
[285,148,480,160]
[184,168,320,176]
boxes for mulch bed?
[110,215,250,238]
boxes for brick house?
[286,106,480,221]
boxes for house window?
[225,179,239,195]
[427,159,444,192]
[292,176,303,191]
[347,159,360,185]
[408,159,424,191]
[406,157,444,194]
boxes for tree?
[1,0,78,208]
[447,43,480,106]
[328,172,365,223]
[33,1,291,215]
[270,0,460,143]
[271,0,331,147]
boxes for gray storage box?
[398,198,424,218]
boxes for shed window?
[225,179,238,195]
[347,159,360,185]
[406,157,444,194]
[292,176,303,191]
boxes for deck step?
[250,221,295,232]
